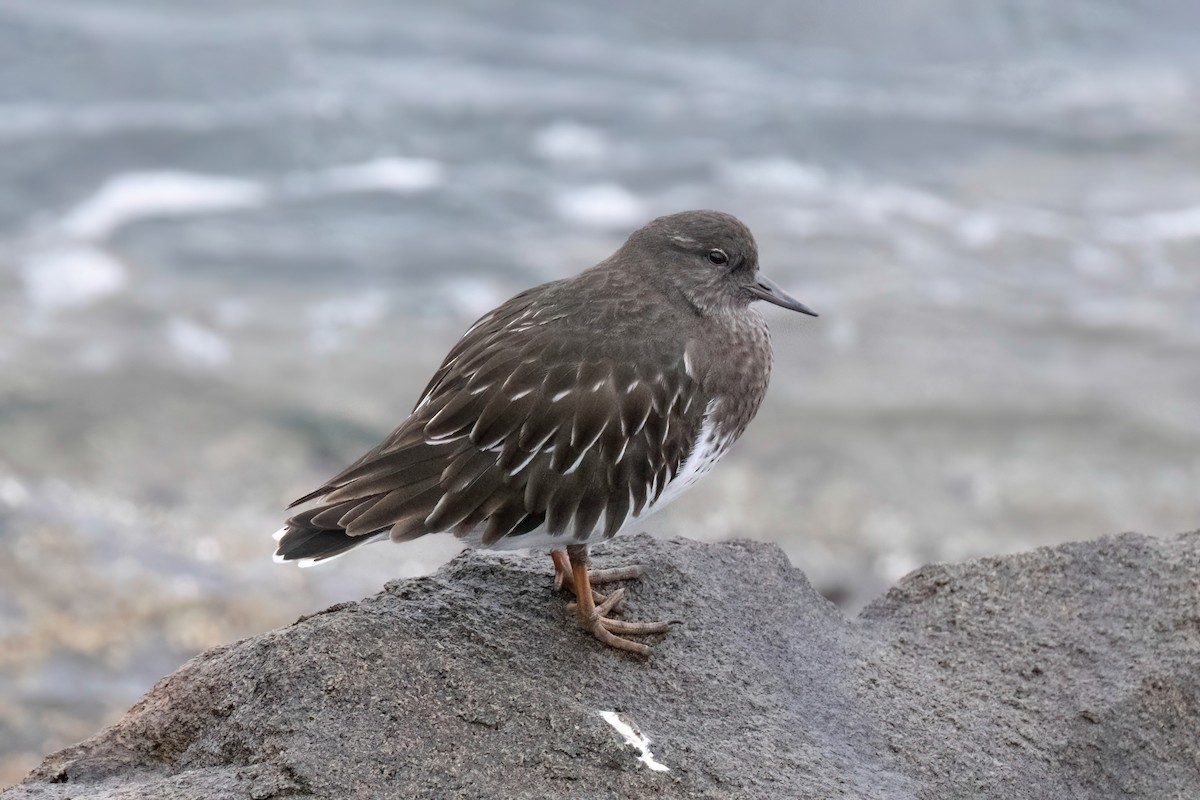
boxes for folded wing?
[275,293,705,564]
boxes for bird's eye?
[707,249,729,266]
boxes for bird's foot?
[551,548,571,590]
[578,589,672,655]
[556,550,671,655]
[552,551,648,614]
[555,549,644,589]
[551,550,644,613]
[589,564,647,584]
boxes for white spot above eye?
[598,711,669,772]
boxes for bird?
[274,210,817,654]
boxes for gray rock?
[4,531,1199,799]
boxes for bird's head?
[623,210,817,318]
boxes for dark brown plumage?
[273,210,816,653]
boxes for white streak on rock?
[598,711,669,772]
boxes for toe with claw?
[550,546,672,655]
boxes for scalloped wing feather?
[275,288,713,563]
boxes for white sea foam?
[1102,205,1200,243]
[954,214,1002,249]
[1033,65,1191,117]
[0,477,30,508]
[0,101,231,141]
[726,157,1087,255]
[20,244,127,312]
[446,278,507,320]
[61,171,267,240]
[718,158,830,196]
[293,157,445,196]
[532,120,610,162]
[307,291,390,353]
[826,316,860,350]
[167,317,231,367]
[723,158,955,225]
[554,183,644,229]
[214,297,253,328]
[77,342,121,372]
[723,158,959,233]
[1070,244,1121,279]
[194,538,222,562]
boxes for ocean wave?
[284,157,445,197]
[553,183,644,229]
[167,317,231,368]
[532,120,611,163]
[60,171,267,240]
[20,244,127,313]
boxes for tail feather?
[273,524,386,566]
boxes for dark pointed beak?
[749,273,818,316]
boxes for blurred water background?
[2,0,1200,785]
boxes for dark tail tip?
[274,525,378,566]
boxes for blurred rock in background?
[2,0,1199,787]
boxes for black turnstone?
[274,210,816,654]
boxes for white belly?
[467,400,730,552]
[642,399,729,514]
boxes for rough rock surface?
[5,531,1199,800]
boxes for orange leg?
[550,548,644,611]
[550,548,573,590]
[561,546,670,655]
[551,548,623,611]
